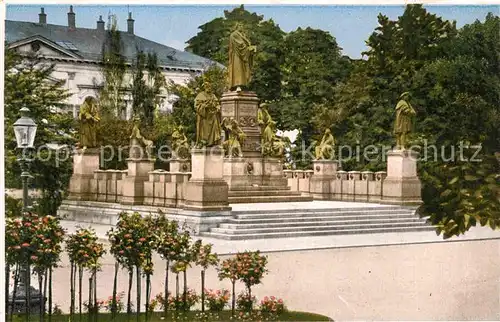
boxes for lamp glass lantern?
[13,107,37,148]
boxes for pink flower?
[30,255,38,261]
[21,243,30,247]
[24,222,32,227]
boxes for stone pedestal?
[310,160,338,199]
[382,149,422,205]
[262,157,287,187]
[223,157,250,188]
[170,158,191,172]
[221,91,261,158]
[184,147,231,211]
[121,158,155,205]
[68,148,100,201]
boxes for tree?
[131,51,166,126]
[100,15,127,118]
[333,5,499,237]
[4,48,75,216]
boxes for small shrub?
[83,299,105,314]
[104,292,125,313]
[260,296,285,319]
[205,289,230,312]
[236,292,255,313]
[52,304,63,315]
[168,289,199,311]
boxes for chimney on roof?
[68,5,76,29]
[127,12,134,34]
[97,15,105,32]
[38,8,47,24]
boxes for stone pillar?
[382,149,422,205]
[220,91,261,158]
[184,147,230,211]
[68,148,100,200]
[170,158,191,172]
[121,158,155,205]
[310,160,338,200]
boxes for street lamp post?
[9,107,44,318]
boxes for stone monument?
[184,80,230,211]
[68,97,101,200]
[121,116,155,205]
[382,93,422,204]
[310,128,339,199]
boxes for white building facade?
[6,6,218,119]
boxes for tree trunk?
[183,270,187,311]
[48,268,52,322]
[70,263,74,320]
[5,265,10,319]
[88,274,92,322]
[136,266,141,322]
[9,265,20,322]
[38,271,43,321]
[145,266,151,321]
[78,266,83,322]
[43,269,48,321]
[93,269,98,322]
[201,270,205,312]
[25,264,30,321]
[163,261,169,317]
[112,262,118,319]
[127,270,133,318]
[231,281,236,318]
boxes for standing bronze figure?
[228,23,256,90]
[195,81,222,147]
[394,92,416,149]
[78,97,100,149]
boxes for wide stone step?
[220,217,426,229]
[200,225,435,240]
[229,185,292,192]
[229,195,313,204]
[234,208,415,219]
[229,190,303,197]
[230,205,408,215]
[211,221,429,235]
[230,213,420,224]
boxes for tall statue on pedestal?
[130,116,154,159]
[78,97,100,149]
[314,129,335,160]
[195,80,222,147]
[228,23,257,90]
[394,92,416,150]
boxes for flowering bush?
[236,292,256,313]
[260,296,285,319]
[6,212,65,270]
[235,251,268,295]
[106,212,156,271]
[66,227,105,271]
[168,289,199,311]
[148,292,170,312]
[83,299,105,314]
[205,289,230,312]
[104,292,125,313]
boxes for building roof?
[5,20,219,72]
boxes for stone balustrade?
[143,170,191,208]
[89,169,127,203]
[286,167,390,203]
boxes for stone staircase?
[200,205,433,240]
[228,186,313,203]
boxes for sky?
[6,4,499,58]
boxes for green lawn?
[9,310,331,321]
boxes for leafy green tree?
[4,48,75,216]
[100,15,127,118]
[131,51,166,126]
